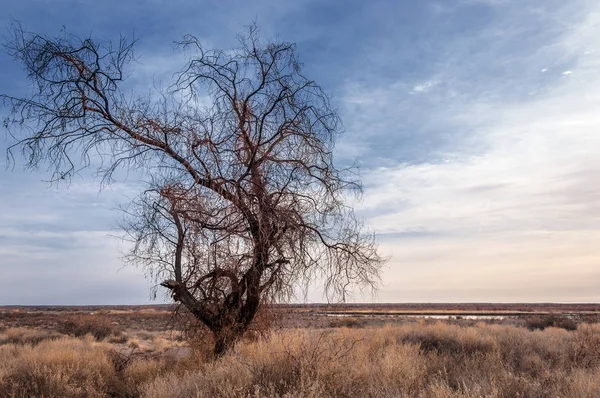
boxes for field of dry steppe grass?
[0,307,599,397]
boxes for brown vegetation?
[58,314,119,340]
[524,314,579,331]
[1,312,600,397]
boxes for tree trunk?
[212,328,241,358]
[209,293,261,358]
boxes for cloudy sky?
[1,0,599,304]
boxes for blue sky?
[1,0,599,304]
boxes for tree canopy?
[2,24,384,356]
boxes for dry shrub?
[241,329,365,395]
[108,334,129,344]
[560,368,600,397]
[128,337,141,350]
[0,327,63,346]
[524,314,578,331]
[141,360,252,398]
[400,322,497,357]
[0,334,196,398]
[570,323,600,368]
[2,321,600,397]
[105,349,185,396]
[0,336,119,398]
[58,314,117,340]
[142,322,600,398]
[328,316,367,328]
[141,327,427,397]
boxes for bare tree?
[2,24,384,357]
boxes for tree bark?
[212,328,241,358]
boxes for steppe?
[1,303,599,397]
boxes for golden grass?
[139,322,600,398]
[0,327,63,345]
[0,322,599,397]
[0,336,117,397]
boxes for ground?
[0,304,599,397]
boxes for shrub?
[0,337,118,398]
[0,327,62,346]
[328,317,367,328]
[570,324,600,368]
[58,314,116,340]
[525,314,578,331]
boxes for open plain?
[1,304,599,397]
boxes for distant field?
[4,302,599,315]
[2,303,599,330]
[284,302,600,313]
[291,303,600,322]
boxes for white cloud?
[351,1,600,302]
[412,80,438,93]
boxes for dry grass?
[58,314,119,340]
[142,323,600,398]
[0,327,63,346]
[0,321,599,397]
[0,336,117,397]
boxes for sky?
[1,0,599,304]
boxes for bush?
[328,317,367,328]
[525,314,578,331]
[0,337,119,398]
[570,324,600,368]
[0,328,63,346]
[58,314,116,340]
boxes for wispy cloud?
[1,0,599,303]
[349,1,600,302]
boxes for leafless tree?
[2,24,384,357]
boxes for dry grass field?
[0,305,599,397]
